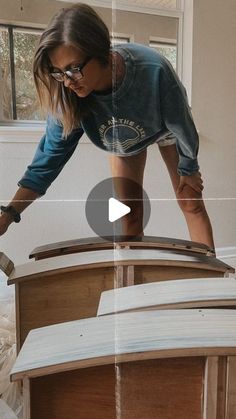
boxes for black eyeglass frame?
[49,57,92,82]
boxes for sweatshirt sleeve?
[18,116,84,195]
[160,62,199,176]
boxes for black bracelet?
[0,205,21,223]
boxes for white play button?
[85,177,151,240]
[108,198,131,222]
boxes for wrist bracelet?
[0,205,21,223]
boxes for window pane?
[121,0,178,9]
[13,28,42,120]
[111,36,130,45]
[150,41,177,70]
[0,27,13,120]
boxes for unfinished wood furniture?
[98,277,236,316]
[5,248,234,351]
[11,309,236,419]
[29,235,215,260]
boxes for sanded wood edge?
[0,252,14,276]
[98,300,236,316]
[10,348,236,383]
[29,236,212,259]
[7,257,234,285]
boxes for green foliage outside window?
[0,27,43,121]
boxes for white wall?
[0,136,187,264]
[191,0,236,251]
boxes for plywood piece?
[116,358,205,419]
[17,266,116,349]
[29,235,214,260]
[98,277,236,316]
[133,265,226,284]
[11,309,236,381]
[8,249,234,285]
[29,358,205,419]
[30,364,116,419]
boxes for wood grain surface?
[17,266,115,349]
[30,358,205,419]
[98,277,236,315]
[29,235,213,260]
[11,309,236,381]
[8,249,234,285]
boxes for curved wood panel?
[29,236,214,260]
[11,309,236,381]
[8,249,233,285]
[98,277,236,315]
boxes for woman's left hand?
[177,172,204,195]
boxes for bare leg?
[108,149,147,237]
[159,144,215,249]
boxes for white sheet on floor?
[0,272,22,418]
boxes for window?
[150,38,177,70]
[111,34,131,45]
[0,25,43,123]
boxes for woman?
[0,3,214,249]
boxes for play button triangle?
[109,198,131,222]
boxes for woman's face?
[48,44,111,97]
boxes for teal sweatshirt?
[18,43,199,195]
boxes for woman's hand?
[0,214,12,236]
[177,172,204,195]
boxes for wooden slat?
[97,277,236,316]
[29,235,214,260]
[10,309,236,381]
[204,357,218,419]
[8,249,234,285]
[226,357,236,419]
[23,377,31,419]
[216,356,228,419]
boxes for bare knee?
[176,186,206,216]
[178,199,205,216]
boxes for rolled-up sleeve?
[160,64,199,176]
[18,116,84,195]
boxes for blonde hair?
[33,3,111,136]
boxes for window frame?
[0,23,43,125]
[0,0,193,136]
[111,32,134,44]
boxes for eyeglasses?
[50,57,91,82]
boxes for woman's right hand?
[0,214,12,236]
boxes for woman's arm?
[0,187,40,235]
[0,116,84,236]
[18,116,84,195]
